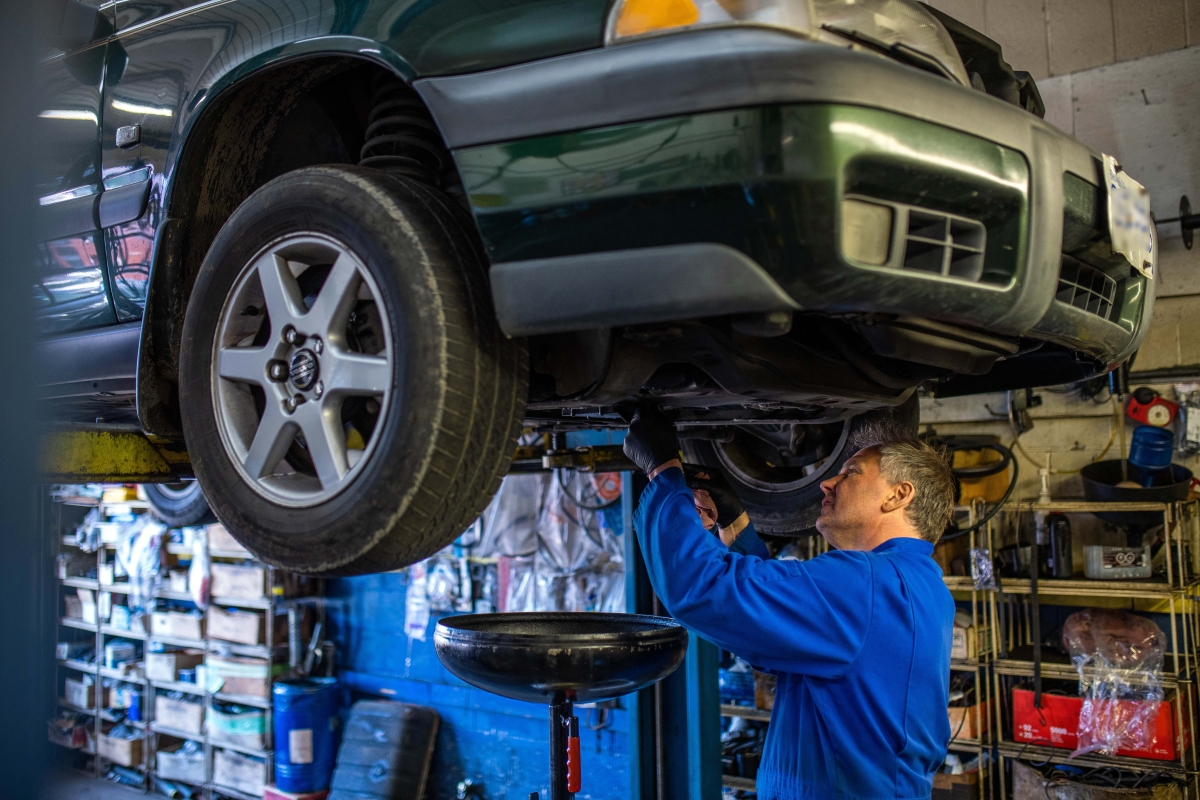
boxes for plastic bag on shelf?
[1062,608,1166,757]
[188,525,210,609]
[115,516,166,613]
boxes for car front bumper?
[417,27,1152,370]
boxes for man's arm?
[726,519,770,558]
[635,468,873,677]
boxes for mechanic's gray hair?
[849,421,955,543]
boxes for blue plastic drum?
[274,677,340,792]
[1129,425,1175,470]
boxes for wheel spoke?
[326,349,391,395]
[257,254,305,328]
[217,346,269,385]
[305,252,361,337]
[296,403,347,489]
[243,404,296,480]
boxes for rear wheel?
[143,481,214,527]
[180,166,526,574]
[682,395,919,535]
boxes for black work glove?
[684,464,746,529]
[623,406,681,475]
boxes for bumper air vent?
[1056,256,1118,320]
[902,209,986,281]
[841,196,991,284]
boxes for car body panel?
[460,104,1033,331]
[34,0,1155,425]
[37,20,118,335]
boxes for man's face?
[815,446,893,549]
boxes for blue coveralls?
[634,468,955,800]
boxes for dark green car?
[36,0,1156,572]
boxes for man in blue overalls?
[624,407,957,800]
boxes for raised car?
[35,0,1156,571]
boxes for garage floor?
[40,770,145,800]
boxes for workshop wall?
[926,0,1200,78]
[325,572,630,800]
[325,430,630,800]
[922,36,1200,497]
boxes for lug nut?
[283,326,306,346]
[268,360,288,382]
[313,381,324,398]
[283,397,296,414]
[312,338,323,355]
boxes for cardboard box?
[168,570,189,593]
[151,610,204,641]
[103,486,138,503]
[951,624,992,662]
[209,606,264,645]
[933,770,979,800]
[48,719,88,749]
[207,655,272,698]
[64,595,83,620]
[211,563,267,599]
[104,640,139,669]
[214,748,268,796]
[57,552,94,580]
[754,671,776,712]
[146,649,205,682]
[155,694,205,735]
[209,705,266,750]
[948,700,990,741]
[98,563,115,585]
[56,640,91,661]
[157,746,206,784]
[207,524,250,555]
[65,677,95,709]
[77,589,96,624]
[1012,760,1180,800]
[1013,687,1191,761]
[98,732,143,767]
[108,684,139,713]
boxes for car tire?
[143,482,215,527]
[179,165,527,574]
[681,394,920,535]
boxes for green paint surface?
[458,103,1033,325]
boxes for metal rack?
[942,504,1001,800]
[989,499,1200,799]
[50,491,319,798]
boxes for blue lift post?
[623,472,723,800]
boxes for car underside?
[33,0,1155,570]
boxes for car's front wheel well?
[140,57,463,440]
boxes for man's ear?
[882,481,915,513]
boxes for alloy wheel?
[211,233,393,507]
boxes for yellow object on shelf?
[101,486,139,504]
[954,447,1011,504]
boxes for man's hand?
[684,465,747,529]
[623,406,681,476]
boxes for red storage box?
[1012,687,1191,761]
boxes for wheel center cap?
[289,348,319,391]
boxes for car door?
[35,0,117,334]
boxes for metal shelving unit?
[990,499,1200,799]
[943,504,1000,800]
[50,489,320,799]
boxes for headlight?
[605,0,969,86]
